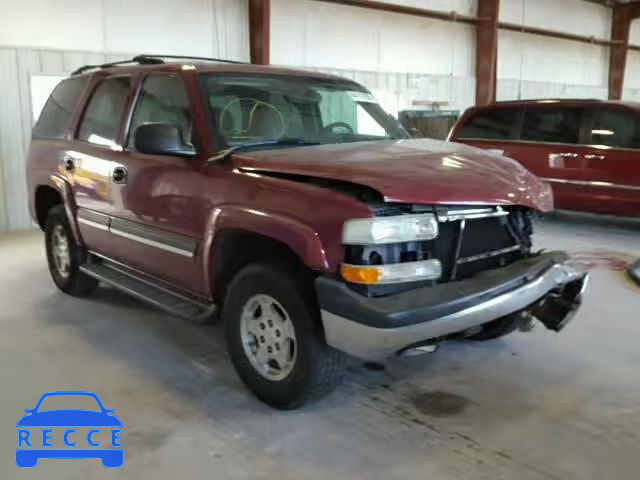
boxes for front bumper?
[316,252,588,361]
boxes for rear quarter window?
[32,77,89,139]
[455,108,519,140]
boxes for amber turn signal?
[340,260,442,285]
[340,264,382,284]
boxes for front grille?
[438,208,531,281]
[344,205,534,296]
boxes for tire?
[466,315,519,341]
[223,262,345,409]
[44,205,98,296]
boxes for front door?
[579,106,640,216]
[107,73,210,294]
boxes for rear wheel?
[223,262,345,409]
[45,205,98,296]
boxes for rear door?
[68,75,133,255]
[579,105,640,216]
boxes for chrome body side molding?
[76,208,196,258]
[541,177,640,192]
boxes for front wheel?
[223,263,345,409]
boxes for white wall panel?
[0,0,104,51]
[497,79,607,102]
[0,0,249,61]
[498,31,608,87]
[629,18,640,45]
[104,0,248,60]
[500,0,610,39]
[271,0,474,76]
[0,48,29,231]
[379,0,475,16]
[623,50,640,90]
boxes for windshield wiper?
[208,138,321,163]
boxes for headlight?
[342,213,439,245]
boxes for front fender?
[201,205,329,295]
[47,174,84,246]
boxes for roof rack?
[71,54,247,76]
[493,98,602,104]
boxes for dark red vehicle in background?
[449,99,640,217]
[27,56,588,409]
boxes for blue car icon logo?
[16,391,123,468]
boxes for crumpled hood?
[233,139,553,211]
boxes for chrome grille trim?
[437,206,509,222]
[456,245,522,265]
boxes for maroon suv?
[27,55,588,408]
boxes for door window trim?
[73,74,134,151]
[123,72,198,154]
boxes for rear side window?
[589,108,640,149]
[32,77,88,139]
[456,108,519,140]
[78,76,132,147]
[521,108,582,144]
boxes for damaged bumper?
[316,252,588,361]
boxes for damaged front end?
[315,203,589,361]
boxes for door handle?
[111,166,128,184]
[548,152,577,168]
[584,154,605,161]
[62,155,76,172]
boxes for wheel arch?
[34,175,83,245]
[203,207,329,304]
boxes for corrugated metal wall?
[0,47,132,232]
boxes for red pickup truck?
[27,55,588,408]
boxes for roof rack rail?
[134,54,248,65]
[71,56,163,75]
[71,54,247,76]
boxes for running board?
[80,258,218,323]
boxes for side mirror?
[134,123,195,157]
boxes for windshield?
[201,73,409,151]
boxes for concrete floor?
[1,212,639,479]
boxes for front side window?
[33,77,88,139]
[128,74,194,150]
[78,76,131,147]
[589,108,640,149]
[456,108,519,140]
[520,107,582,144]
[202,74,408,151]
